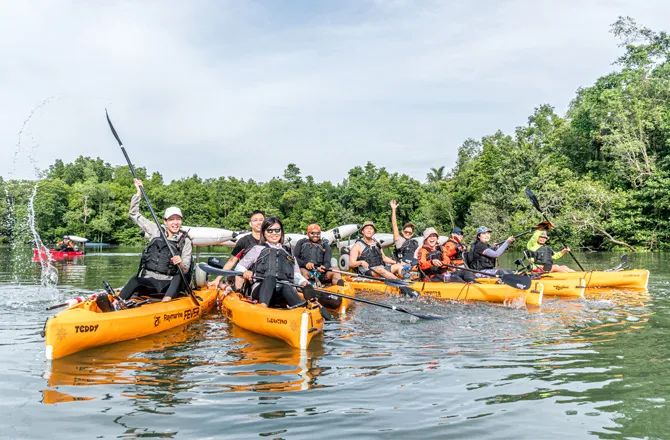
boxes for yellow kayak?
[219,291,324,349]
[44,288,218,360]
[346,278,543,306]
[539,269,649,289]
[320,282,356,314]
[477,277,586,299]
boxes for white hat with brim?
[164,207,183,220]
[423,227,439,240]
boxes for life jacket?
[420,245,445,275]
[395,238,419,263]
[356,239,384,268]
[529,245,555,267]
[252,245,296,282]
[470,241,496,271]
[445,238,465,264]
[139,230,187,276]
[296,239,329,267]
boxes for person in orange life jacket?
[208,210,265,289]
[294,224,342,286]
[349,221,404,279]
[57,236,75,251]
[390,200,419,265]
[235,217,311,308]
[417,228,476,283]
[470,226,515,276]
[443,227,467,266]
[118,179,192,303]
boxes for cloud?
[2,0,670,185]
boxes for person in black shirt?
[293,224,342,286]
[208,210,264,289]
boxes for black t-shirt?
[231,234,261,258]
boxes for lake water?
[0,246,668,439]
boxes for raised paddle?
[106,110,199,306]
[441,264,532,290]
[492,229,533,247]
[525,187,584,271]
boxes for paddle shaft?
[525,188,584,271]
[326,268,410,287]
[493,230,532,247]
[106,110,199,306]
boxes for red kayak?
[33,248,84,261]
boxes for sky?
[2,0,670,184]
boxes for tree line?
[2,17,670,251]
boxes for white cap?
[164,207,183,220]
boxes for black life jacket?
[421,245,445,275]
[395,238,419,263]
[252,245,295,282]
[470,241,496,271]
[139,230,187,276]
[296,239,328,267]
[446,238,464,262]
[530,245,555,266]
[356,239,384,268]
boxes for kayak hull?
[477,277,586,298]
[321,282,356,314]
[220,292,324,349]
[540,269,649,289]
[44,288,217,360]
[33,248,84,261]
[346,279,543,306]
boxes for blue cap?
[451,227,463,235]
[476,226,492,235]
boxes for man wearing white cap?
[113,178,193,306]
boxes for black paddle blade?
[525,187,542,212]
[105,109,123,146]
[500,274,532,290]
[399,286,420,298]
[396,307,446,320]
[208,257,225,269]
[621,254,629,266]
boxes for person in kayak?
[443,227,467,266]
[208,210,265,289]
[349,221,404,279]
[526,229,574,273]
[294,223,342,286]
[115,179,193,305]
[469,226,515,276]
[417,228,475,283]
[57,236,75,251]
[390,200,419,265]
[235,217,312,308]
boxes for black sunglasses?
[309,232,321,235]
[266,227,282,234]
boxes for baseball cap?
[476,226,492,235]
[164,207,183,220]
[451,227,463,235]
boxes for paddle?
[367,267,421,297]
[492,229,533,247]
[441,264,532,290]
[525,187,584,271]
[197,264,442,320]
[327,268,412,287]
[106,110,199,306]
[605,254,629,272]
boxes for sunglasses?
[266,228,282,234]
[403,230,413,235]
[309,232,321,236]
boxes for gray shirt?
[130,193,192,280]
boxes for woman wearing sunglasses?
[234,217,312,308]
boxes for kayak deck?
[44,288,218,360]
[540,269,649,289]
[477,277,586,299]
[219,291,324,349]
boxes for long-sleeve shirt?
[235,243,308,285]
[526,230,563,260]
[482,240,510,258]
[129,193,192,281]
[417,245,450,271]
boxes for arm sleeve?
[394,236,406,248]
[553,249,564,261]
[417,248,432,271]
[180,238,192,271]
[236,246,262,271]
[441,247,452,266]
[482,240,510,258]
[293,259,308,284]
[323,245,333,269]
[293,239,308,268]
[527,230,542,252]
[129,193,158,236]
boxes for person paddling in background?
[526,228,575,273]
[417,228,475,283]
[235,217,315,309]
[443,227,467,267]
[294,224,342,287]
[469,226,515,276]
[57,236,75,251]
[349,221,405,279]
[390,200,419,266]
[97,178,192,312]
[208,210,265,289]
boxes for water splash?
[28,184,58,287]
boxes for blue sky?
[2,0,670,184]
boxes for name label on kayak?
[267,318,288,325]
[75,324,99,333]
